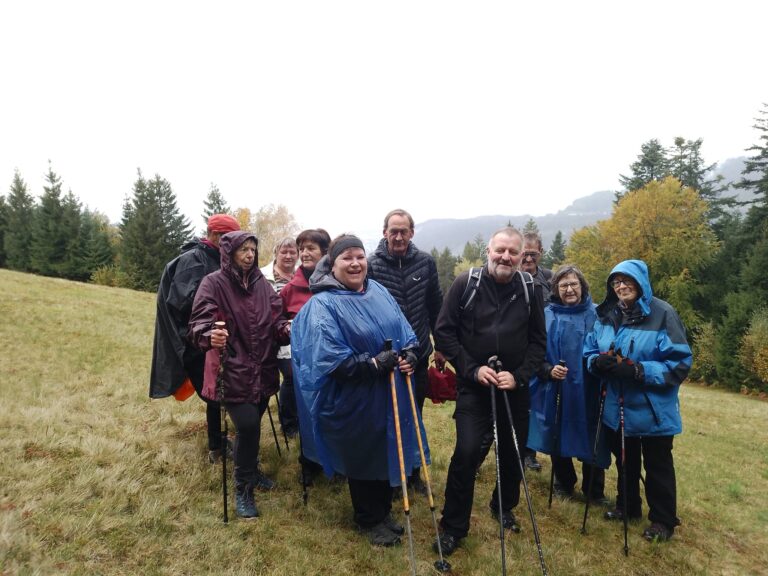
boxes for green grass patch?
[2,268,768,575]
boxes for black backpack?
[459,267,534,315]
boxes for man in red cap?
[150,213,241,463]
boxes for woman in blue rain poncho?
[291,234,429,547]
[527,264,610,501]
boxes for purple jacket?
[189,231,289,404]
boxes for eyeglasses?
[558,281,580,291]
[522,251,540,260]
[610,278,633,288]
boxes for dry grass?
[1,268,767,576]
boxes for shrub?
[690,322,718,383]
[740,308,768,393]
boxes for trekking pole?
[547,360,566,509]
[266,399,282,458]
[488,362,507,576]
[619,378,629,556]
[490,356,548,576]
[274,395,290,452]
[581,381,607,534]
[399,352,451,574]
[384,340,417,576]
[214,321,229,524]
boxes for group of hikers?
[149,208,692,570]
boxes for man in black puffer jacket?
[367,208,444,495]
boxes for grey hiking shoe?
[235,487,259,520]
[359,521,401,547]
[382,513,404,535]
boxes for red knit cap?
[207,214,241,233]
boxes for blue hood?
[597,259,653,318]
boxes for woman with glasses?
[528,264,610,502]
[584,259,692,542]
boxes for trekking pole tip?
[434,559,452,573]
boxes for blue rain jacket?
[584,260,692,437]
[528,295,610,468]
[291,264,428,485]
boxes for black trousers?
[277,358,298,433]
[441,386,528,539]
[551,456,605,499]
[226,399,269,489]
[186,356,222,451]
[605,429,679,528]
[348,478,393,528]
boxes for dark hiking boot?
[604,508,642,522]
[359,522,401,547]
[408,470,430,497]
[381,513,404,535]
[553,483,575,499]
[490,506,521,533]
[524,454,542,472]
[254,468,275,492]
[433,532,461,557]
[235,486,259,520]
[643,522,673,542]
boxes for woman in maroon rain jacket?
[189,230,289,520]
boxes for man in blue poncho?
[291,234,430,547]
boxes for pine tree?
[461,234,486,264]
[542,230,566,268]
[617,139,669,199]
[522,218,540,236]
[58,190,85,279]
[81,210,115,275]
[30,163,66,276]
[201,183,230,231]
[0,195,7,268]
[5,170,35,271]
[120,171,192,291]
[432,246,459,295]
[735,103,768,223]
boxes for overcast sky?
[1,1,766,240]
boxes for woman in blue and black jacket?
[584,259,692,542]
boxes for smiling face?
[611,274,639,307]
[486,231,523,284]
[384,214,414,257]
[299,241,323,272]
[233,239,257,271]
[521,240,541,275]
[332,247,368,291]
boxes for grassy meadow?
[1,268,767,576]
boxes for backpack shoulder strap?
[517,270,534,315]
[459,267,482,312]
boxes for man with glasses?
[520,232,553,471]
[367,208,444,496]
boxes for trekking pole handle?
[384,339,393,352]
[488,355,502,373]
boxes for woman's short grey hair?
[551,263,590,302]
[272,237,298,256]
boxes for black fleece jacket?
[434,266,546,395]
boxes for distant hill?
[413,190,614,254]
[413,156,753,255]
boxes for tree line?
[1,105,766,393]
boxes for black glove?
[373,349,398,373]
[613,360,639,381]
[400,348,419,368]
[591,353,618,375]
